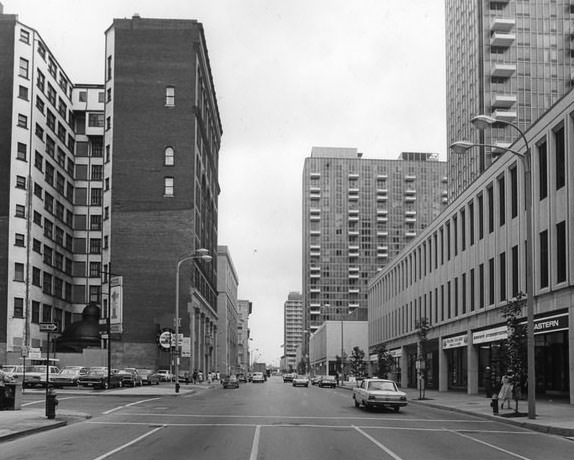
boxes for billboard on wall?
[110,276,123,333]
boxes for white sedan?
[292,375,309,387]
[353,378,407,412]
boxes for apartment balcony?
[405,217,417,224]
[348,194,359,201]
[310,193,321,200]
[405,196,416,202]
[377,217,388,223]
[348,216,359,222]
[441,176,448,183]
[310,230,321,236]
[377,174,388,180]
[490,32,515,48]
[310,273,320,278]
[493,109,517,122]
[492,94,517,108]
[310,244,320,250]
[310,266,321,272]
[348,273,360,279]
[442,197,448,204]
[348,187,359,194]
[377,188,388,194]
[491,63,516,78]
[348,252,359,258]
[377,245,388,251]
[404,174,416,181]
[310,186,320,192]
[349,303,360,309]
[490,18,515,33]
[348,266,360,272]
[310,215,321,221]
[348,173,359,180]
[348,209,359,215]
[376,195,388,202]
[377,231,389,237]
[404,189,416,195]
[348,288,360,294]
[377,253,389,259]
[348,230,359,236]
[310,308,321,315]
[376,209,388,216]
[310,287,321,293]
[348,245,359,251]
[310,172,321,179]
[405,210,416,217]
[405,230,417,238]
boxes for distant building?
[216,246,239,375]
[446,0,574,197]
[302,147,447,338]
[283,291,303,372]
[0,9,223,371]
[237,299,252,374]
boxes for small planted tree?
[500,293,527,415]
[374,343,395,379]
[416,317,430,400]
[349,346,366,378]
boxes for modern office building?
[216,246,239,375]
[302,147,448,338]
[446,0,574,197]
[237,299,252,374]
[0,9,223,371]
[283,291,303,372]
[369,90,574,403]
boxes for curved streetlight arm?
[450,141,524,159]
[471,115,530,154]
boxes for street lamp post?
[451,114,535,419]
[175,249,212,393]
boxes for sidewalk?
[0,382,212,443]
[340,382,574,438]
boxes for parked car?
[52,366,88,387]
[292,375,309,387]
[137,369,161,385]
[22,365,60,388]
[156,369,174,382]
[311,376,322,385]
[117,368,143,387]
[352,378,407,412]
[237,373,247,383]
[251,372,265,383]
[282,373,296,383]
[79,367,122,389]
[318,375,337,388]
[222,375,239,389]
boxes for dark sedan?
[137,369,161,385]
[222,375,239,389]
[78,368,122,389]
[318,375,337,388]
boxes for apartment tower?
[302,147,447,336]
[446,0,574,197]
[283,291,303,372]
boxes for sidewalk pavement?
[340,382,574,438]
[0,382,211,443]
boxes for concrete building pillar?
[467,331,479,395]
[400,346,408,389]
[438,337,448,392]
[569,305,574,405]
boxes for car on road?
[52,366,88,387]
[251,372,265,383]
[117,368,143,387]
[79,367,122,389]
[222,375,239,389]
[237,373,247,383]
[311,376,322,385]
[137,369,161,385]
[282,373,296,383]
[292,375,309,387]
[352,378,407,412]
[22,365,60,388]
[156,369,174,382]
[318,375,337,388]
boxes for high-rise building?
[0,9,222,371]
[446,0,574,197]
[216,246,239,375]
[237,299,252,374]
[283,291,303,372]
[302,147,447,336]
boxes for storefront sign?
[390,348,402,358]
[442,334,467,349]
[472,325,507,344]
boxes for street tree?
[349,346,367,377]
[374,343,394,379]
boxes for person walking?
[498,372,513,409]
[483,366,493,397]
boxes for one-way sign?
[39,322,58,332]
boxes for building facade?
[283,291,303,372]
[237,299,252,374]
[216,246,239,375]
[446,0,574,198]
[1,9,223,371]
[302,147,447,338]
[369,90,574,403]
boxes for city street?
[1,376,573,460]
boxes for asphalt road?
[3,376,574,460]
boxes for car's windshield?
[59,369,78,375]
[367,381,396,392]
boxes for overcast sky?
[6,0,447,366]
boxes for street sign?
[39,322,58,332]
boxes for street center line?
[249,425,261,460]
[102,397,161,415]
[353,425,404,460]
[445,428,534,460]
[91,425,165,460]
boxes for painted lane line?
[91,425,166,460]
[353,425,404,460]
[124,412,490,423]
[102,397,161,415]
[446,428,534,460]
[249,425,261,460]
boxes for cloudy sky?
[5,0,447,366]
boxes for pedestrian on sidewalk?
[498,372,513,409]
[483,366,493,397]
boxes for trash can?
[3,382,23,410]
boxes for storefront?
[442,334,468,391]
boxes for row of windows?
[12,298,71,329]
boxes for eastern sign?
[156,328,174,352]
